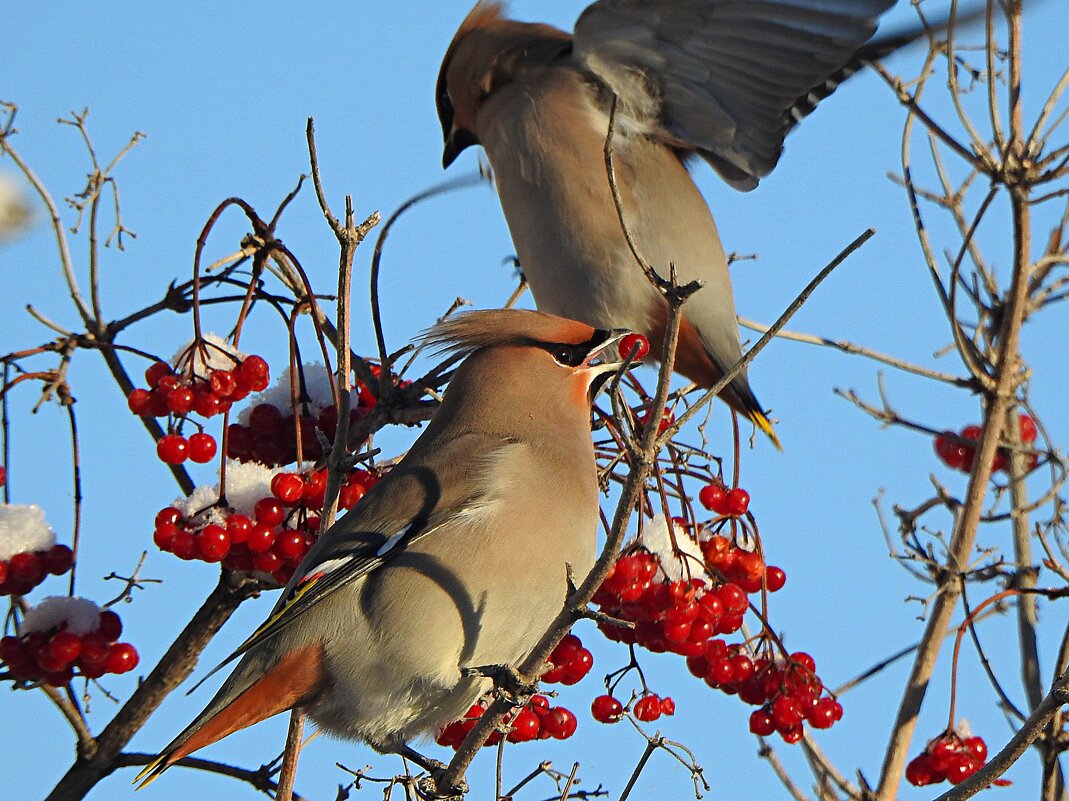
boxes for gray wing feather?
[574,0,895,189]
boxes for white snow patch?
[634,514,705,583]
[173,460,290,526]
[235,363,336,425]
[170,334,246,379]
[20,596,101,636]
[0,505,56,560]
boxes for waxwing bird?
[137,309,626,786]
[438,0,924,447]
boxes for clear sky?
[2,2,1067,800]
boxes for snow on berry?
[632,514,705,582]
[235,363,337,426]
[170,333,246,379]
[19,596,101,636]
[173,461,283,526]
[0,504,55,560]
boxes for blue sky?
[3,2,1068,800]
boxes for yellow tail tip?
[750,411,782,451]
[133,755,168,789]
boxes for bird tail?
[746,407,781,451]
[134,643,326,789]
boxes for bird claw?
[416,772,468,801]
[461,663,536,702]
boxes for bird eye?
[551,345,580,366]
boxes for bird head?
[436,2,571,168]
[422,309,628,437]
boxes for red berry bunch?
[934,414,1039,474]
[702,534,786,594]
[593,545,778,656]
[906,731,989,786]
[153,467,378,586]
[698,482,752,518]
[618,333,651,361]
[1,606,138,686]
[591,692,675,724]
[686,649,842,743]
[436,695,578,749]
[128,354,270,421]
[0,544,73,596]
[540,633,594,685]
[226,402,362,467]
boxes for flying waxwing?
[137,309,626,786]
[437,0,919,448]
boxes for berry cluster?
[906,731,989,786]
[436,695,578,749]
[128,354,270,421]
[0,544,73,597]
[540,634,594,685]
[591,692,675,724]
[592,541,781,656]
[153,467,377,585]
[698,482,751,518]
[934,414,1039,474]
[226,402,364,467]
[1,608,138,686]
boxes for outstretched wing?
[573,0,894,189]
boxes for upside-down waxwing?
[137,309,626,786]
[437,0,920,447]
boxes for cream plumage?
[437,0,909,447]
[137,309,626,786]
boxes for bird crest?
[421,309,598,359]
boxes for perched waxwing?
[437,0,921,447]
[137,309,627,786]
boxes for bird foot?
[461,663,536,702]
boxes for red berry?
[698,483,728,513]
[542,707,577,739]
[225,514,252,544]
[549,634,582,667]
[254,498,286,527]
[193,387,223,418]
[771,696,802,730]
[209,369,238,398]
[145,361,172,388]
[0,560,7,585]
[560,648,594,685]
[127,388,153,415]
[9,551,43,584]
[806,697,838,729]
[274,530,309,562]
[765,566,786,592]
[591,695,624,724]
[172,530,196,560]
[1019,414,1037,444]
[253,551,284,574]
[634,694,662,722]
[724,488,750,516]
[339,481,366,509]
[153,523,179,551]
[187,432,218,463]
[166,386,195,415]
[717,583,748,615]
[246,523,277,553]
[507,708,541,742]
[906,753,939,786]
[77,634,111,669]
[271,473,305,505]
[618,333,651,361]
[47,631,83,665]
[749,709,776,736]
[106,642,139,674]
[963,736,988,761]
[156,434,189,464]
[43,544,74,575]
[196,525,231,562]
[659,696,675,716]
[239,355,271,391]
[155,507,183,528]
[97,609,123,641]
[791,652,816,673]
[249,403,284,434]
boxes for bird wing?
[192,433,507,687]
[572,0,894,189]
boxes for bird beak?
[582,328,630,398]
[442,127,479,168]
